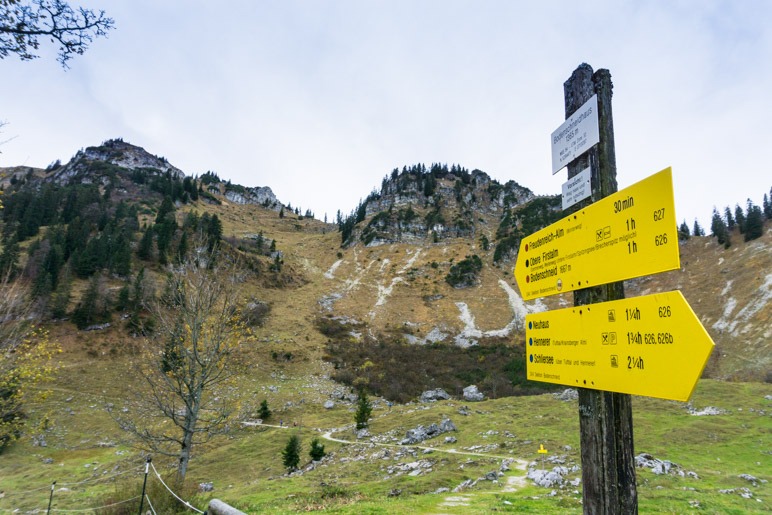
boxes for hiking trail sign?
[525,290,714,401]
[551,94,600,174]
[514,167,679,301]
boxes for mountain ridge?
[0,138,769,388]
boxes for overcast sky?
[2,1,770,228]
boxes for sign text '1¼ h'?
[525,290,714,402]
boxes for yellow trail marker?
[525,290,714,402]
[514,167,679,300]
[538,444,548,454]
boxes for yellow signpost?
[514,167,679,301]
[525,290,714,401]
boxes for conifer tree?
[692,219,705,237]
[710,208,730,248]
[764,190,772,219]
[206,214,222,250]
[0,235,20,278]
[355,390,372,430]
[155,196,175,224]
[71,274,111,329]
[744,200,764,242]
[258,399,271,420]
[678,220,690,241]
[734,204,746,233]
[282,434,301,472]
[724,206,735,230]
[137,226,154,261]
[309,438,326,461]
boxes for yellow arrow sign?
[525,290,714,401]
[514,167,679,300]
[538,444,548,454]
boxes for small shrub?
[445,254,483,288]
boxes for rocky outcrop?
[224,185,281,211]
[400,418,457,445]
[419,389,451,402]
[50,138,185,185]
[463,385,484,402]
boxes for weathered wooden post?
[563,63,637,513]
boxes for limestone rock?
[463,385,484,402]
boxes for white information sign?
[562,166,591,210]
[551,95,600,174]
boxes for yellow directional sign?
[525,290,714,401]
[538,444,548,454]
[514,167,679,300]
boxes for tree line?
[679,188,771,247]
[0,173,226,328]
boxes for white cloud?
[2,0,771,226]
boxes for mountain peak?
[49,138,184,185]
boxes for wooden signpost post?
[560,62,638,515]
[514,63,714,513]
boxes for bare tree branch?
[0,0,114,68]
[114,244,254,479]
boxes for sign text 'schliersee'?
[525,291,714,402]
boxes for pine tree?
[50,270,72,319]
[155,196,175,224]
[258,399,271,420]
[71,275,111,329]
[692,219,705,237]
[678,220,690,241]
[744,200,764,242]
[206,214,223,251]
[724,206,735,230]
[309,438,326,461]
[710,208,730,248]
[765,189,772,219]
[111,234,132,276]
[137,227,154,261]
[734,204,746,233]
[282,434,301,472]
[355,390,372,430]
[176,230,189,264]
[116,283,131,312]
[0,235,20,278]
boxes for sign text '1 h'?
[514,167,679,301]
[526,290,714,401]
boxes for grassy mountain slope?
[0,141,770,513]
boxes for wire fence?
[0,457,205,514]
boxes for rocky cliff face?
[49,138,185,185]
[222,185,281,211]
[344,165,537,248]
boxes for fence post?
[47,481,56,515]
[138,455,151,515]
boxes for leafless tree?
[118,246,254,480]
[0,0,114,68]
